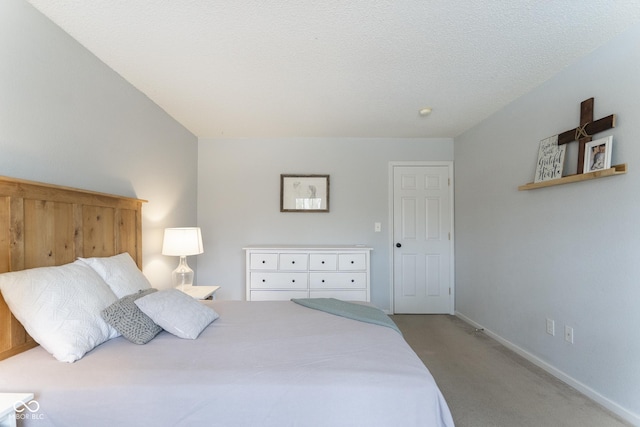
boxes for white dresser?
[244,245,372,302]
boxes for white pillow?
[0,261,119,362]
[134,289,219,339]
[78,252,151,298]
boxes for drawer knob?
[350,261,354,264]
[262,260,266,263]
[262,279,266,282]
[321,261,325,264]
[351,279,355,283]
[292,261,295,264]
[322,279,325,283]
[292,279,295,283]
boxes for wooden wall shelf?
[518,164,627,190]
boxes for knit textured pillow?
[101,288,162,344]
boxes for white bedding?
[0,300,453,427]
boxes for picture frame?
[280,174,330,212]
[583,136,612,173]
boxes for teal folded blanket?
[291,298,401,335]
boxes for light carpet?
[391,314,631,427]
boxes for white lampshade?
[162,227,204,256]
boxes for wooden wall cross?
[557,98,616,174]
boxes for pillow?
[79,252,151,298]
[0,260,119,362]
[134,289,219,339]
[101,288,162,344]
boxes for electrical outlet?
[565,326,574,344]
[546,318,555,336]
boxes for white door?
[392,163,453,314]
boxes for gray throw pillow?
[101,288,162,344]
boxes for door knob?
[396,243,401,248]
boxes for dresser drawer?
[251,290,309,301]
[338,253,366,270]
[279,253,308,270]
[309,289,368,301]
[249,253,278,270]
[309,272,366,289]
[309,254,337,270]
[250,272,308,289]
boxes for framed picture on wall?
[583,136,612,173]
[280,174,330,212]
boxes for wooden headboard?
[0,176,146,361]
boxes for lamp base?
[172,256,194,290]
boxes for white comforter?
[0,300,454,427]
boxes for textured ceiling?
[25,0,640,139]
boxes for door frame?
[388,161,455,315]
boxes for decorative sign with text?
[534,135,566,182]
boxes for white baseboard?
[455,311,640,426]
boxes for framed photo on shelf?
[583,136,612,173]
[280,174,330,212]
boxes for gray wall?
[197,137,453,310]
[454,23,640,424]
[1,0,198,288]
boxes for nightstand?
[177,285,220,300]
[0,393,35,427]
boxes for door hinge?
[449,288,451,295]
[448,232,451,240]
[448,178,450,186]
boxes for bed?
[0,176,454,427]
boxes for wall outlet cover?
[546,318,555,336]
[565,325,574,344]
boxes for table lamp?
[162,227,204,290]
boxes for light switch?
[374,222,381,232]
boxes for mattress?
[0,300,453,427]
